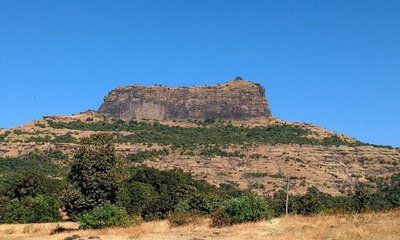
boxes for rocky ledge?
[97,77,272,121]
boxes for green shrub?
[267,190,289,217]
[126,149,169,163]
[25,135,52,143]
[35,123,46,128]
[78,204,134,229]
[212,195,272,226]
[243,172,285,179]
[45,148,68,160]
[167,211,203,227]
[13,129,25,135]
[322,135,350,146]
[218,182,251,199]
[291,187,335,215]
[200,145,244,158]
[0,131,10,142]
[362,173,400,212]
[249,183,265,189]
[200,145,228,157]
[0,195,61,223]
[243,172,269,178]
[52,133,75,143]
[123,166,223,220]
[225,195,272,223]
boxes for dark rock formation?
[97,78,272,121]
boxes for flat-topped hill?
[0,78,398,196]
[98,77,272,121]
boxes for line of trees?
[0,133,399,228]
[46,118,389,148]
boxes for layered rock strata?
[98,77,272,120]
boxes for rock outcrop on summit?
[97,77,272,121]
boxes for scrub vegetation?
[0,133,399,230]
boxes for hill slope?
[1,111,398,196]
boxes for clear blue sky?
[0,0,399,147]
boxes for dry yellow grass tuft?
[0,210,399,240]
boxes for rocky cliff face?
[97,77,272,120]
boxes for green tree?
[62,133,125,217]
[0,195,61,223]
[0,170,66,199]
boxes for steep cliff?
[97,77,272,120]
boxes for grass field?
[0,210,399,240]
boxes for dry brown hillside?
[0,111,398,196]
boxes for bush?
[268,190,290,217]
[0,131,10,142]
[123,166,222,220]
[78,204,134,229]
[53,133,75,143]
[291,187,334,215]
[0,195,61,223]
[225,195,272,223]
[167,211,203,227]
[212,195,272,226]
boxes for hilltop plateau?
[98,77,271,121]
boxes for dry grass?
[0,210,399,240]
